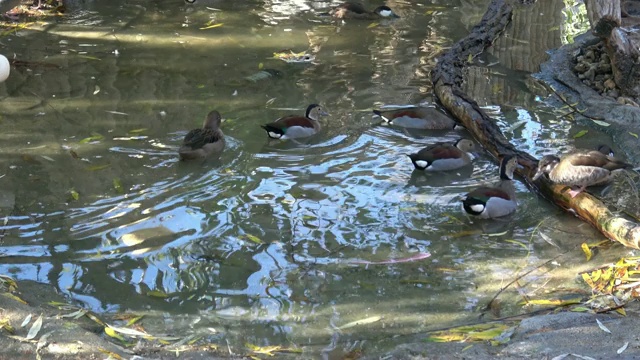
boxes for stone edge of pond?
[0,280,236,359]
[533,32,640,162]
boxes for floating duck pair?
[178,104,328,160]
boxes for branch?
[431,0,640,249]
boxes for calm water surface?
[0,0,627,356]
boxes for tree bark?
[584,0,621,38]
[431,0,640,249]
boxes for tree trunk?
[585,0,621,38]
[431,0,640,249]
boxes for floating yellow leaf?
[0,319,15,334]
[79,133,104,144]
[126,315,144,326]
[630,132,638,138]
[521,297,582,306]
[2,292,27,305]
[573,129,588,138]
[128,128,148,134]
[367,22,379,28]
[243,234,263,244]
[258,62,264,70]
[86,164,111,171]
[200,23,224,30]
[581,243,592,261]
[571,306,591,312]
[147,290,168,298]
[85,312,106,327]
[104,326,126,341]
[98,348,123,360]
[70,189,79,201]
[246,343,302,356]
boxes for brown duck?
[532,150,632,197]
[178,110,225,160]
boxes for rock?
[574,62,589,73]
[597,63,612,74]
[604,78,617,90]
[585,50,595,60]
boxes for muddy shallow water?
[0,0,631,357]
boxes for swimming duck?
[597,144,614,157]
[178,110,225,161]
[261,104,328,140]
[532,150,632,198]
[331,2,399,20]
[462,155,518,218]
[407,139,476,171]
[373,107,461,130]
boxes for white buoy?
[0,54,10,82]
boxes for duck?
[407,139,476,171]
[597,144,614,157]
[331,2,399,20]
[373,106,461,130]
[261,104,328,140]
[462,155,518,218]
[532,150,632,198]
[178,110,225,161]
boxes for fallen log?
[431,0,640,249]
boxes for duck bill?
[531,169,544,181]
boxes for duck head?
[203,110,222,130]
[532,155,560,181]
[374,5,399,18]
[500,155,518,180]
[306,104,329,120]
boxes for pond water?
[0,0,629,357]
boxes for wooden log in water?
[584,0,621,38]
[431,0,640,249]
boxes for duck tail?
[261,124,285,139]
[373,110,391,123]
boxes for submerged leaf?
[337,315,382,330]
[629,132,638,139]
[596,318,611,334]
[113,178,124,194]
[617,342,629,354]
[591,119,610,127]
[79,133,104,144]
[367,22,379,28]
[69,189,79,201]
[573,129,588,138]
[25,314,43,340]
[86,164,111,171]
[20,314,32,328]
